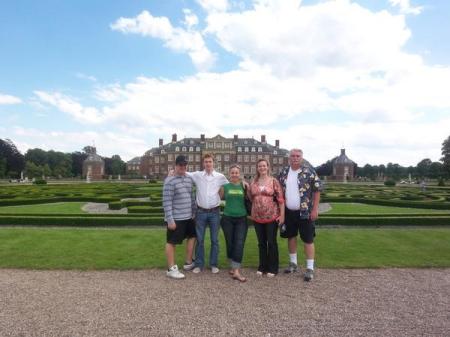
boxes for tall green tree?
[0,138,25,178]
[71,151,88,177]
[416,158,432,178]
[442,135,450,178]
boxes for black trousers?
[253,221,279,274]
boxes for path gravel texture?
[1,268,449,337]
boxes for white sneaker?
[211,267,220,274]
[166,265,185,279]
[192,267,201,274]
[183,261,195,271]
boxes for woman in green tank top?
[219,164,248,282]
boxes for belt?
[197,206,220,212]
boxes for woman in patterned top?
[248,159,285,277]
[219,164,248,282]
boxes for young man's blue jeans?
[195,208,220,269]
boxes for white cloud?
[388,0,423,15]
[9,127,149,161]
[111,10,215,71]
[75,73,97,82]
[196,0,229,13]
[0,93,21,105]
[205,0,413,77]
[34,91,105,124]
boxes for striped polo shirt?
[163,174,196,224]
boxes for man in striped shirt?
[163,155,197,279]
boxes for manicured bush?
[384,180,396,186]
[33,179,47,185]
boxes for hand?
[167,169,175,177]
[277,215,285,225]
[167,222,176,230]
[242,181,249,189]
[310,208,319,221]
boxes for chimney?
[159,138,163,147]
[341,149,345,156]
[172,133,177,142]
[200,134,205,142]
[275,140,279,148]
[233,135,238,142]
[261,135,266,144]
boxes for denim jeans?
[195,209,220,268]
[253,221,279,274]
[221,215,248,269]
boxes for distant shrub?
[33,179,47,185]
[384,180,396,186]
[148,179,157,183]
[438,178,445,187]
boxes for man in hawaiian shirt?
[277,149,322,281]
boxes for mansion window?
[216,154,222,161]
[196,146,200,152]
[273,150,278,155]
[224,154,230,161]
[244,166,249,174]
[182,147,187,152]
[189,147,193,152]
[251,155,256,162]
[279,157,284,164]
[265,155,270,161]
[207,142,214,148]
[244,147,249,152]
[175,147,180,152]
[160,157,165,163]
[258,147,262,152]
[215,142,222,149]
[251,147,256,152]
[188,155,194,162]
[168,154,174,161]
[251,166,256,174]
[237,155,242,162]
[244,155,249,162]
[195,154,201,162]
[154,157,160,163]
[238,147,242,152]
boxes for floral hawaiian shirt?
[277,160,322,219]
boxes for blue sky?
[1,0,449,166]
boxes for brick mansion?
[127,134,289,180]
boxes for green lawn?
[1,227,449,269]
[326,202,450,214]
[0,202,87,214]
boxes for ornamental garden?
[0,181,449,227]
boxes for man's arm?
[310,191,320,221]
[162,179,176,228]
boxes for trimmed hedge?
[1,214,449,227]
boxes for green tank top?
[223,183,247,217]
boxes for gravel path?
[1,268,448,337]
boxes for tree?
[110,155,126,175]
[0,157,6,178]
[71,151,88,177]
[315,160,333,177]
[416,158,432,178]
[47,150,72,177]
[24,148,48,166]
[429,162,443,179]
[0,138,25,178]
[442,135,450,178]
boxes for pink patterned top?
[249,177,285,224]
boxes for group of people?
[162,149,322,282]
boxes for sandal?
[232,274,247,283]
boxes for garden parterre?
[0,182,449,226]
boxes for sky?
[1,0,449,167]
